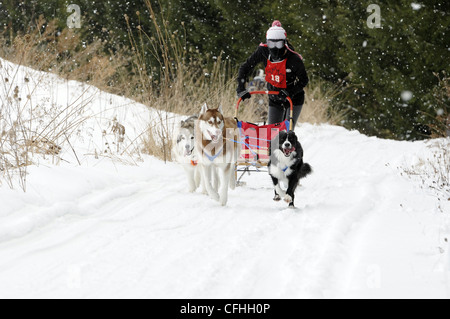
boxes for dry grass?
[300,79,350,125]
[0,17,129,94]
[142,111,174,164]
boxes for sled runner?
[234,91,293,183]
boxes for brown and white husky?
[195,104,240,206]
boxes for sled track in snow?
[0,129,448,298]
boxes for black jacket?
[237,45,309,108]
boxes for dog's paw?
[188,186,197,193]
[209,191,220,201]
[284,194,293,204]
[273,194,282,202]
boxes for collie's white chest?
[269,149,297,182]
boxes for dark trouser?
[268,104,303,130]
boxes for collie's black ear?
[279,130,287,140]
[288,131,298,143]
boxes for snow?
[411,3,423,11]
[1,59,449,299]
[401,90,414,102]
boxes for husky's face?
[198,104,224,143]
[177,127,195,157]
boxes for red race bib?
[265,58,287,89]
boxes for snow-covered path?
[1,124,448,299]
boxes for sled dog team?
[173,104,312,207]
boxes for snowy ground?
[0,59,449,299]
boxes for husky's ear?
[200,103,209,115]
[217,105,223,114]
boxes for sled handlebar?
[235,91,294,130]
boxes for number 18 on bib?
[265,58,287,89]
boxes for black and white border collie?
[269,131,312,208]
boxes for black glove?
[277,89,290,102]
[238,89,251,101]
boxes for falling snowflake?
[411,3,423,10]
[401,91,413,102]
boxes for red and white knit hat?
[266,20,287,40]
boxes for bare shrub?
[401,139,450,205]
[0,61,92,191]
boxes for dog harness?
[204,148,223,162]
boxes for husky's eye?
[190,136,194,140]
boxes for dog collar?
[282,166,289,172]
[191,160,198,166]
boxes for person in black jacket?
[237,21,309,129]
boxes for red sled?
[235,91,293,168]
